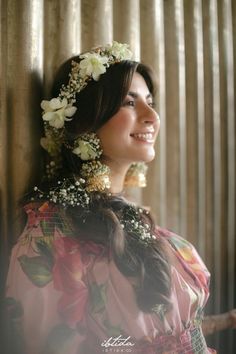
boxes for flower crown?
[40,41,133,178]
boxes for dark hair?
[43,57,171,311]
[51,57,157,176]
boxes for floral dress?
[5,202,216,354]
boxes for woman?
[5,41,233,354]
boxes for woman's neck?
[107,163,130,194]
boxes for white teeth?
[132,133,153,140]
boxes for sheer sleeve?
[5,202,89,354]
[5,202,215,354]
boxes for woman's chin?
[140,149,156,163]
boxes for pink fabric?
[5,202,216,354]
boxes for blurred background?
[0,0,235,352]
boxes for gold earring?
[81,160,111,193]
[124,162,148,188]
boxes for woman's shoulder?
[22,201,74,239]
[17,201,106,260]
[155,225,205,266]
[155,225,197,252]
[155,225,210,290]
[9,201,106,290]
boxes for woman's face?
[97,72,160,170]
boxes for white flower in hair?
[40,133,61,156]
[79,53,109,81]
[40,41,134,179]
[72,140,98,160]
[108,41,133,60]
[41,98,77,129]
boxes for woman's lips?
[130,132,155,143]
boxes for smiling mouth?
[130,132,155,143]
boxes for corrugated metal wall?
[0,0,235,352]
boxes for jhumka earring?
[68,132,111,192]
[81,160,111,192]
[124,162,148,188]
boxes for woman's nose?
[140,104,159,125]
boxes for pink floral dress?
[5,202,216,354]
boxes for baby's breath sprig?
[81,160,109,176]
[31,178,156,247]
[120,205,156,246]
[32,177,90,208]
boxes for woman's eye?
[123,100,135,107]
[148,101,156,108]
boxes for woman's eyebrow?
[127,91,153,99]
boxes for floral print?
[5,202,215,354]
[156,227,210,293]
[52,237,88,328]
